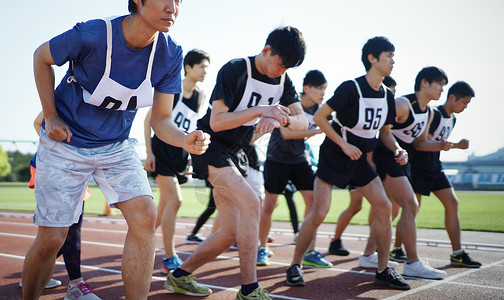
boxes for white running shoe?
[403,259,447,279]
[64,282,101,300]
[19,278,62,289]
[359,252,399,268]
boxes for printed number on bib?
[363,108,383,130]
[403,121,425,138]
[174,112,191,132]
[435,126,452,141]
[247,92,274,108]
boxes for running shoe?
[186,233,205,244]
[257,247,270,266]
[403,260,446,279]
[358,252,399,268]
[236,286,271,299]
[286,264,305,286]
[161,255,183,274]
[164,272,212,296]
[328,238,350,256]
[267,236,274,243]
[374,268,410,290]
[389,246,407,262]
[64,282,101,300]
[229,242,238,250]
[450,250,482,268]
[19,278,62,289]
[302,250,333,268]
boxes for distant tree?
[0,146,11,177]
[0,151,33,182]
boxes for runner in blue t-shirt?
[22,1,210,299]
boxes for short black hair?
[383,76,396,88]
[361,36,395,71]
[265,26,306,69]
[447,81,475,99]
[414,66,448,92]
[128,0,145,14]
[303,70,327,87]
[183,49,210,75]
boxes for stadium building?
[444,147,504,190]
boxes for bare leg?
[358,177,392,272]
[333,190,363,240]
[156,175,183,258]
[299,190,316,250]
[432,188,462,251]
[382,175,419,263]
[180,166,260,284]
[211,212,220,234]
[117,195,157,300]
[259,191,278,248]
[22,226,68,299]
[291,177,332,266]
[390,197,403,248]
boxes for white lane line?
[383,258,504,300]
[447,281,504,291]
[2,218,503,250]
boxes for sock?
[241,282,259,295]
[172,268,191,278]
[453,249,464,255]
[69,279,84,288]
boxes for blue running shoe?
[257,247,270,266]
[161,255,183,274]
[302,250,333,268]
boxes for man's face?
[425,80,446,101]
[452,95,472,113]
[374,51,395,76]
[186,59,209,82]
[304,83,327,104]
[137,0,181,33]
[263,51,288,78]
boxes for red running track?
[1,212,504,299]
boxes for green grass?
[1,182,503,232]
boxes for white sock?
[69,279,84,288]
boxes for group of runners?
[22,1,480,299]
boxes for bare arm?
[33,111,44,136]
[394,97,411,124]
[34,42,72,142]
[143,108,155,172]
[209,99,290,132]
[453,139,469,150]
[314,103,362,160]
[280,127,322,140]
[279,102,318,139]
[283,102,308,131]
[379,124,408,165]
[151,91,210,155]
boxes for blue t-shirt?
[48,15,183,148]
